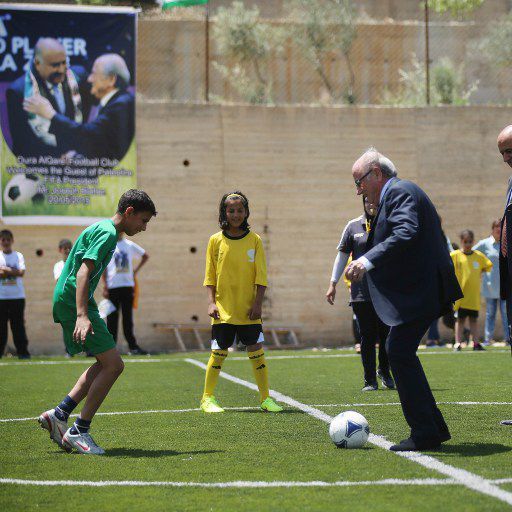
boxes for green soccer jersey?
[53,219,117,320]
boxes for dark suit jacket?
[500,176,512,300]
[364,178,463,326]
[49,90,134,161]
[6,65,88,157]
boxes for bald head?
[34,37,67,85]
[498,125,512,168]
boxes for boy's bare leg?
[68,362,102,404]
[78,348,124,421]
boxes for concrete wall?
[1,103,511,354]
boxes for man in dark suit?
[345,148,463,451]
[497,126,512,426]
[23,53,134,162]
[6,38,88,157]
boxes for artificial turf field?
[1,347,512,511]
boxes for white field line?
[185,358,512,507]
[0,358,180,367]
[0,477,456,488]
[0,350,508,367]
[228,350,509,361]
[2,402,512,424]
[0,407,255,423]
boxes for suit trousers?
[352,301,391,384]
[506,297,512,346]
[0,298,30,357]
[106,286,138,349]
[386,315,449,443]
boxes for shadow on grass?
[436,443,512,457]
[103,448,224,458]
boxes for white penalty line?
[0,477,457,488]
[228,350,509,361]
[2,401,512,424]
[185,358,512,507]
[2,476,512,489]
[0,349,508,366]
[0,358,180,367]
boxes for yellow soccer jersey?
[204,230,268,325]
[450,249,493,311]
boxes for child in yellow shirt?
[201,191,283,413]
[451,229,493,351]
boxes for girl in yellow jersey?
[200,191,283,413]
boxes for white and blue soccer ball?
[329,411,370,448]
[3,173,45,206]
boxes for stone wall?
[1,103,510,353]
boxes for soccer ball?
[329,411,370,448]
[3,174,45,206]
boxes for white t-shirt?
[53,260,65,281]
[106,239,145,289]
[0,251,26,300]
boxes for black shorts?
[455,308,479,320]
[211,323,264,350]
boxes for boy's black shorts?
[455,308,478,320]
[211,323,264,350]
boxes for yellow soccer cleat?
[260,397,283,413]
[200,396,225,413]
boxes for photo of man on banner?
[6,37,89,158]
[23,53,134,162]
[0,5,137,224]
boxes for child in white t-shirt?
[102,234,149,355]
[0,229,30,359]
[54,238,73,356]
[53,239,72,281]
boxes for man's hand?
[248,301,262,321]
[326,283,337,305]
[73,315,94,345]
[345,260,367,283]
[208,303,220,320]
[23,94,56,120]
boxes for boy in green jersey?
[39,190,157,455]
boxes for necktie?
[52,84,66,114]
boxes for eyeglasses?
[354,168,373,188]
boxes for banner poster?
[0,4,137,225]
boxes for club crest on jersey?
[247,249,255,262]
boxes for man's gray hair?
[97,53,131,89]
[361,146,398,178]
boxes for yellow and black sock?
[248,348,269,401]
[202,349,228,399]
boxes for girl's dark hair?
[460,229,474,241]
[218,190,250,231]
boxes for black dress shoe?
[390,437,441,451]
[439,431,451,443]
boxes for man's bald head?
[34,37,67,85]
[498,125,512,168]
